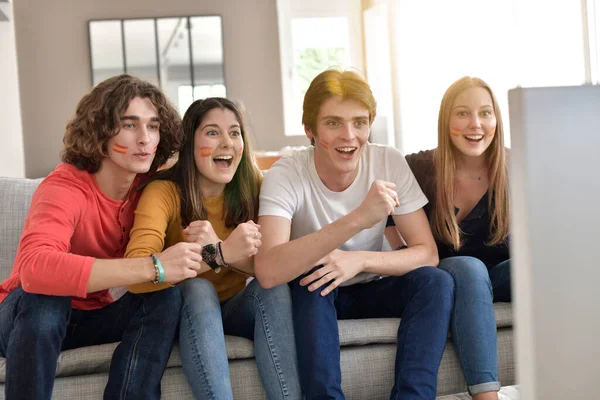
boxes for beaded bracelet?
[150,254,165,284]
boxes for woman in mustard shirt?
[126,98,301,399]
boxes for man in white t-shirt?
[255,69,454,400]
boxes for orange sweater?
[126,180,247,302]
[0,164,144,310]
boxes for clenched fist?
[183,220,220,247]
[355,180,399,229]
[220,221,262,265]
[156,242,204,283]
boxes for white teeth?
[465,135,483,140]
[336,147,356,153]
[214,155,233,160]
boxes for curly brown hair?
[62,74,183,173]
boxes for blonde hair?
[302,68,377,142]
[432,76,509,250]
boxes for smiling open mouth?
[213,155,233,168]
[465,135,484,143]
[336,147,357,155]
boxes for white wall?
[0,1,25,178]
[13,0,308,178]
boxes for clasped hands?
[183,219,262,265]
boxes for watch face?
[201,244,217,262]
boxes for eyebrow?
[200,123,241,130]
[121,115,160,122]
[319,115,369,121]
[452,105,493,110]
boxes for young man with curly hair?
[0,74,204,399]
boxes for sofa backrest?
[0,177,44,281]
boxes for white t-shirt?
[259,143,428,285]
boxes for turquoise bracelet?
[150,254,165,284]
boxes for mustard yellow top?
[126,180,247,302]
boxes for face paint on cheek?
[112,143,128,154]
[199,146,213,157]
[152,146,157,154]
[489,126,496,137]
[319,139,330,150]
[449,128,462,136]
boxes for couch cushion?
[337,302,512,346]
[0,335,255,382]
[0,177,43,281]
[0,303,512,382]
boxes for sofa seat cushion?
[0,303,511,381]
[0,335,255,382]
[337,302,512,346]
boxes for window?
[277,0,363,136]
[178,84,227,115]
[369,0,588,155]
[88,16,226,116]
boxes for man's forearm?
[87,257,155,293]
[256,211,366,288]
[361,243,439,276]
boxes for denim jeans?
[0,286,182,400]
[178,278,302,400]
[290,266,454,400]
[438,256,512,395]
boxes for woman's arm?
[126,181,180,293]
[219,221,262,276]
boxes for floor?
[437,385,520,400]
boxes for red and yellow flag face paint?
[319,139,330,150]
[112,143,128,154]
[450,128,462,136]
[152,146,157,154]
[199,146,213,157]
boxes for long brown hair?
[432,76,509,250]
[153,98,262,228]
[62,74,182,173]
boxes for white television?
[508,85,600,400]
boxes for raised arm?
[254,180,398,288]
[363,209,439,275]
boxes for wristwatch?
[201,243,221,273]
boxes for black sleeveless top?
[388,149,509,269]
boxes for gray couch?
[0,176,515,399]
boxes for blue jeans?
[0,286,182,400]
[438,257,512,395]
[178,278,302,400]
[290,266,454,400]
